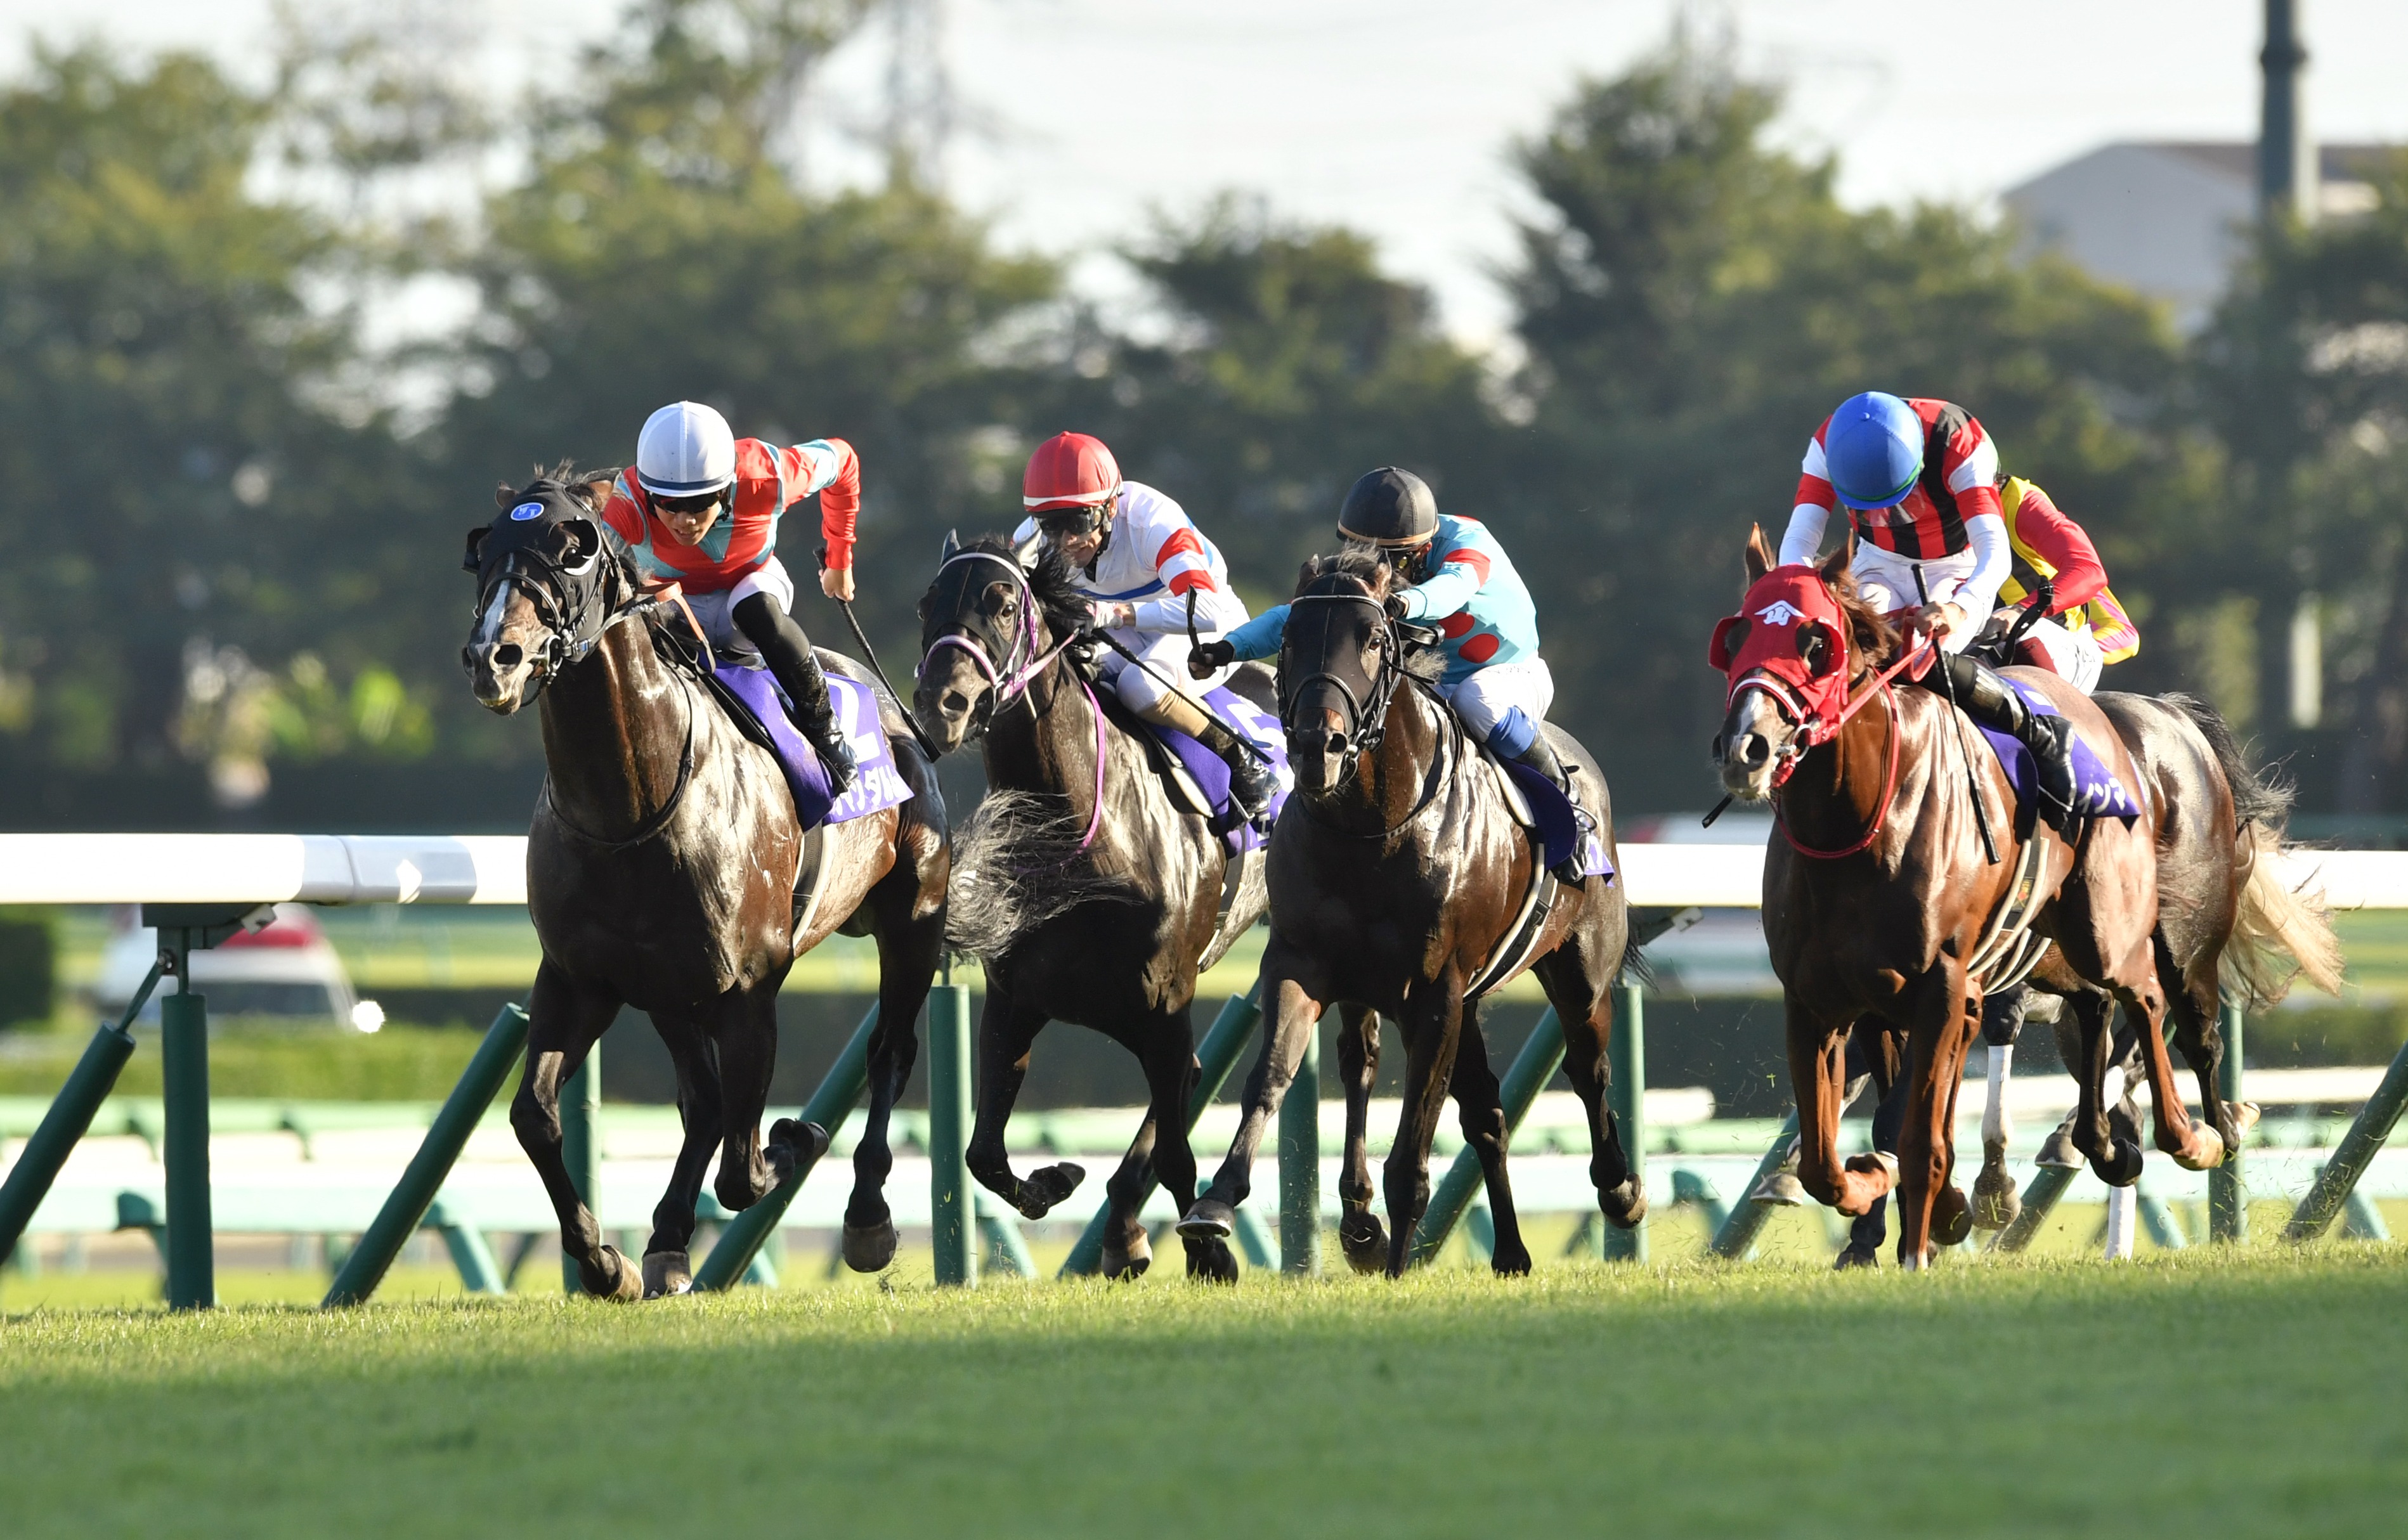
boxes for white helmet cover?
[635,401,738,498]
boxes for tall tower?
[2260,0,2319,223]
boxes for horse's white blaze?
[475,579,514,649]
[2102,1182,2138,1260]
[1982,1039,2014,1147]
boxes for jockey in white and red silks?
[1012,430,1280,823]
[1778,391,2080,835]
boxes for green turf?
[3,1247,2403,1539]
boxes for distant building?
[2002,143,2393,328]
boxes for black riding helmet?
[1336,467,1439,547]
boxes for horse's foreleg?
[1125,1007,1233,1284]
[1381,982,1464,1277]
[1787,1001,1882,1217]
[509,961,640,1300]
[842,908,939,1273]
[1839,1028,1904,1267]
[965,990,1067,1219]
[1100,1108,1161,1280]
[1894,970,1976,1271]
[1334,1004,1385,1274]
[641,1012,722,1297]
[1445,1007,1530,1276]
[712,986,781,1215]
[1182,959,1322,1238]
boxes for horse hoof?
[1184,1235,1240,1284]
[1176,1198,1236,1241]
[1015,1163,1086,1220]
[1897,1245,1932,1273]
[642,1250,693,1298]
[1101,1227,1152,1281]
[1601,1178,1648,1229]
[2173,1123,2226,1172]
[582,1245,644,1302]
[2232,1101,2263,1137]
[2090,1139,2145,1189]
[1338,1212,1388,1274]
[1932,1187,1973,1247]
[1833,1244,1880,1271]
[1749,1170,1809,1207]
[1971,1158,2021,1230]
[1490,1239,1534,1277]
[764,1118,831,1182]
[842,1218,899,1273]
[2035,1122,2083,1169]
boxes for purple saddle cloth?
[1500,758,1617,881]
[710,665,914,829]
[1975,678,2143,825]
[1150,686,1293,854]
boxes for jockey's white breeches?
[1852,545,1981,656]
[1442,658,1556,751]
[680,557,796,658]
[2012,614,2105,694]
[1098,626,1232,711]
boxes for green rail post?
[0,965,159,1262]
[1986,1162,2077,1253]
[693,1003,879,1291]
[2210,998,2246,1244]
[2284,1031,2408,1242]
[1060,983,1263,1277]
[324,1004,530,1307]
[929,983,977,1287]
[1408,1008,1563,1267]
[1708,1111,1800,1260]
[1277,1020,1322,1276]
[559,1044,599,1295]
[160,954,215,1311]
[1601,981,1647,1263]
[426,1200,508,1294]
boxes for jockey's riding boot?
[734,593,857,797]
[1139,691,1279,827]
[1511,732,1593,886]
[1943,651,2076,836]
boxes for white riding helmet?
[635,401,738,498]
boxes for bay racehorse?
[1711,528,2225,1268]
[461,470,947,1297]
[1179,548,1644,1278]
[912,534,1289,1281]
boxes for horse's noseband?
[1279,589,1402,784]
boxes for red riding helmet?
[1023,432,1121,514]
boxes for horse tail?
[942,789,1132,961]
[2164,692,2346,1006]
[1618,931,1657,994]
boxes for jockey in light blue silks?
[1190,466,1589,884]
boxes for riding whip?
[818,544,943,761]
[1086,623,1275,766]
[1915,565,2000,865]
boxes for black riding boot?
[733,592,856,796]
[1935,651,2076,836]
[1195,717,1280,828]
[1511,732,1592,885]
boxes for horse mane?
[1825,564,1901,670]
[1292,543,1390,597]
[958,534,1093,641]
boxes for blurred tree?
[1499,41,2196,810]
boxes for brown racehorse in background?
[462,472,948,1298]
[1711,527,2225,1268]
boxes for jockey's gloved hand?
[1383,593,1410,621]
[1188,639,1235,678]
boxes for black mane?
[1292,543,1389,597]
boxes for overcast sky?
[8,0,2408,341]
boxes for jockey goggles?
[1034,500,1112,539]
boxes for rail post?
[692,1002,879,1291]
[1408,1008,1562,1267]
[2284,1030,2408,1243]
[1060,983,1262,1278]
[1277,1019,1321,1276]
[0,964,159,1264]
[928,983,977,1287]
[2210,997,2246,1244]
[1708,1110,1800,1260]
[559,1043,599,1295]
[1988,1163,2077,1253]
[160,964,214,1309]
[323,1003,530,1306]
[1601,980,1647,1263]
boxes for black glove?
[1188,639,1237,678]
[1383,592,1410,621]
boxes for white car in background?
[95,903,381,1031]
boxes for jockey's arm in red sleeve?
[2005,483,2107,613]
[784,437,861,600]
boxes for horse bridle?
[917,549,1081,732]
[467,521,627,702]
[1279,587,1405,784]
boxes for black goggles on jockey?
[1034,501,1110,539]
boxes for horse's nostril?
[1741,734,1771,767]
[494,644,523,668]
[941,690,970,718]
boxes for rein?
[1762,642,1930,861]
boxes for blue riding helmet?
[1826,391,1925,510]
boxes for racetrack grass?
[2,1246,2402,1539]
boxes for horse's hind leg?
[641,1013,722,1297]
[1532,935,1644,1229]
[1971,986,2027,1231]
[1118,1007,1233,1284]
[842,898,942,1273]
[2113,937,2223,1170]
[1099,1109,1161,1280]
[1334,1004,1386,1274]
[2067,989,2142,1186]
[1445,1006,1531,1276]
[2163,934,2253,1152]
[509,961,641,1300]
